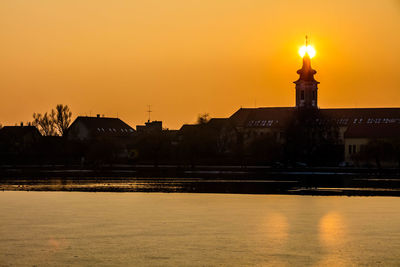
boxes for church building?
[226,38,400,166]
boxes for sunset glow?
[299,45,316,58]
[0,0,399,129]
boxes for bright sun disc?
[299,45,316,58]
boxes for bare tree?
[33,112,57,136]
[32,104,73,136]
[197,113,210,125]
[53,104,72,136]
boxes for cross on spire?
[305,35,309,46]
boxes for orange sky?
[1,0,399,129]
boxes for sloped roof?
[320,108,400,126]
[229,107,294,128]
[179,118,229,133]
[0,126,41,139]
[179,124,199,133]
[67,116,134,138]
[228,107,400,130]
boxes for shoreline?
[1,165,400,196]
[1,177,400,197]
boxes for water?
[1,192,399,266]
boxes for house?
[136,120,163,133]
[64,115,136,161]
[228,107,293,146]
[66,115,135,141]
[0,125,42,158]
[344,123,400,165]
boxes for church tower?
[294,37,319,109]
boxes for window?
[312,91,316,100]
[301,90,305,100]
[349,144,357,154]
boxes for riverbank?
[1,165,400,196]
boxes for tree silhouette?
[32,104,72,136]
[33,112,57,136]
[54,104,72,136]
[284,109,341,165]
[197,113,210,125]
[247,133,283,164]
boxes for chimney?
[97,114,100,118]
[20,122,23,127]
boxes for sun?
[299,45,316,58]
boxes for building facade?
[220,46,400,165]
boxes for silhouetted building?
[66,115,134,141]
[344,121,400,165]
[0,125,42,159]
[136,121,163,133]
[64,116,136,162]
[223,47,400,165]
[0,125,41,146]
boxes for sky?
[0,0,399,129]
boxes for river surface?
[0,192,399,266]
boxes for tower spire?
[294,37,319,109]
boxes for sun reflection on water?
[319,211,345,247]
[317,211,349,266]
[263,212,289,245]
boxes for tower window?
[301,90,305,100]
[312,91,316,100]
